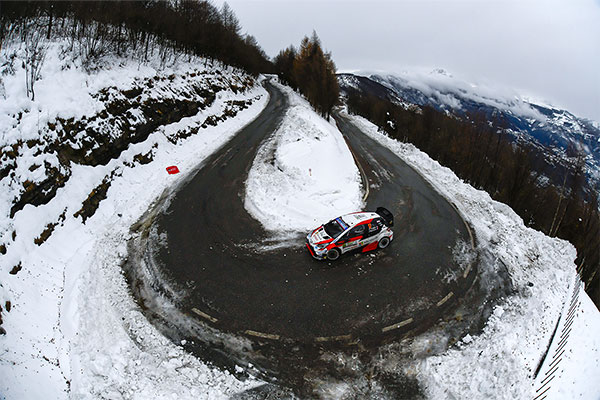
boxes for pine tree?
[273,45,297,90]
[220,2,241,35]
[288,31,339,118]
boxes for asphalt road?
[145,81,476,343]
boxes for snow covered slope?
[2,40,598,399]
[245,80,363,235]
[343,112,600,400]
[0,42,268,399]
[338,71,600,189]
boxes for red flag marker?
[166,165,180,174]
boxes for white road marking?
[191,307,219,323]
[436,291,454,307]
[244,330,280,340]
[314,334,352,342]
[382,317,414,333]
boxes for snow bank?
[244,81,363,233]
[343,111,600,399]
[1,38,597,398]
[0,42,268,399]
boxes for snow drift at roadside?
[342,111,600,400]
[0,42,268,399]
[244,80,363,234]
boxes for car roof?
[340,211,379,226]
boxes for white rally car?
[306,207,394,261]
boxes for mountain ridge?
[338,71,600,190]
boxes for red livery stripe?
[362,242,378,252]
[316,238,334,245]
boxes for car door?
[354,219,381,247]
[365,219,383,239]
[343,224,367,251]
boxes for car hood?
[308,226,334,245]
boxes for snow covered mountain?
[338,71,600,189]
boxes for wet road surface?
[141,81,477,343]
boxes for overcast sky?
[212,0,600,122]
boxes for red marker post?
[166,165,180,175]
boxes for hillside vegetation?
[274,31,339,119]
[0,0,272,77]
[345,87,599,306]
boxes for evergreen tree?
[276,31,339,118]
[273,45,297,90]
[220,2,241,35]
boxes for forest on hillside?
[0,0,272,77]
[346,89,600,306]
[274,32,339,119]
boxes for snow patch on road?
[343,111,600,400]
[245,81,363,234]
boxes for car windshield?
[323,218,348,238]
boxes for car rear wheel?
[326,248,340,261]
[378,237,390,249]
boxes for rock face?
[2,68,257,221]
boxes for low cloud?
[217,0,600,121]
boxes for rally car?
[306,207,394,261]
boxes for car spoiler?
[376,207,394,227]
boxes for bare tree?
[24,23,47,101]
[220,2,241,35]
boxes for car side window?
[366,219,382,237]
[350,224,366,237]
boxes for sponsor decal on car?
[335,217,349,230]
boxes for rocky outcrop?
[4,69,257,220]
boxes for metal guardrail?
[533,274,581,400]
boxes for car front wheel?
[326,248,340,261]
[378,237,391,249]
